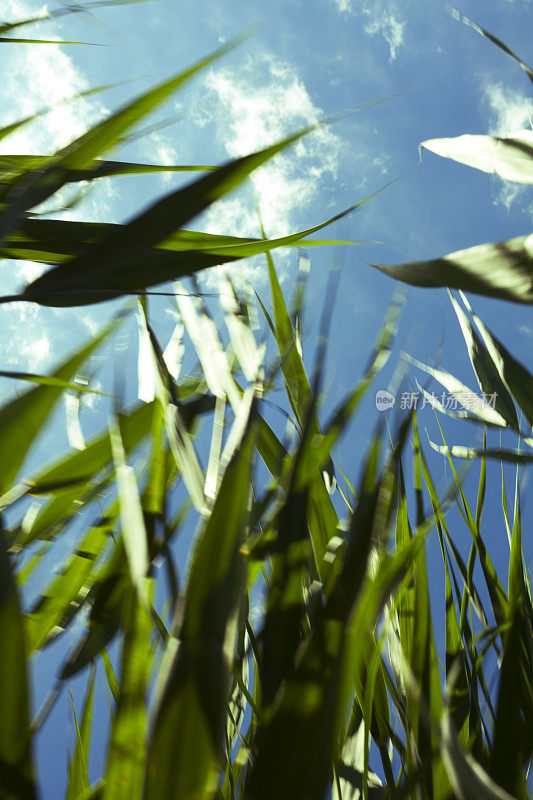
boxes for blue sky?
[1,0,532,796]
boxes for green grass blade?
[448,292,519,430]
[110,421,150,603]
[372,233,533,305]
[145,416,256,800]
[101,587,152,800]
[459,292,533,430]
[489,497,528,798]
[449,8,533,86]
[0,535,36,800]
[65,668,95,800]
[25,513,116,652]
[0,34,247,239]
[442,713,519,800]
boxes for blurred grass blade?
[59,544,128,680]
[0,370,110,395]
[175,282,241,409]
[137,303,207,514]
[13,128,351,305]
[66,668,95,800]
[427,438,533,464]
[0,154,217,185]
[102,587,152,800]
[410,416,448,799]
[0,1,151,38]
[442,713,519,800]
[449,8,533,86]
[0,33,247,239]
[5,401,155,519]
[110,421,150,603]
[490,499,528,798]
[0,36,96,44]
[0,534,36,800]
[219,273,264,383]
[25,513,116,652]
[373,233,533,304]
[0,85,116,146]
[146,414,256,800]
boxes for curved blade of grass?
[448,293,520,429]
[0,36,97,44]
[0,33,248,239]
[427,438,533,463]
[421,131,533,183]
[0,84,119,151]
[0,154,217,185]
[449,8,533,86]
[404,353,509,428]
[13,131,360,306]
[1,215,353,269]
[0,371,110,395]
[66,668,95,800]
[459,292,533,430]
[373,233,533,304]
[0,0,151,38]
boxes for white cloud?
[363,8,405,62]
[332,0,352,11]
[0,1,117,390]
[334,0,406,61]
[483,82,532,210]
[202,53,341,247]
[0,2,105,155]
[484,83,532,135]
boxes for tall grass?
[0,5,531,800]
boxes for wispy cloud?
[363,5,405,62]
[201,52,341,270]
[331,0,406,62]
[331,0,352,12]
[484,83,532,135]
[0,2,104,155]
[0,1,115,380]
[483,82,532,210]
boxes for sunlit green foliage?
[0,6,531,800]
